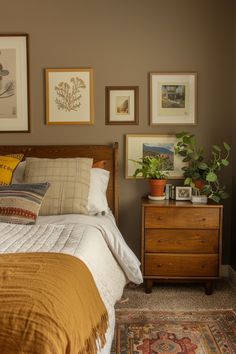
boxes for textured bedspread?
[0,252,108,354]
[0,216,143,353]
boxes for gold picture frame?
[125,134,185,179]
[150,72,197,125]
[45,68,94,125]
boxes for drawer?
[145,229,219,253]
[145,207,220,229]
[145,254,219,277]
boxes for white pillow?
[12,161,26,183]
[13,162,110,215]
[87,168,110,215]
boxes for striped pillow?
[0,183,50,225]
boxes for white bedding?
[0,212,143,354]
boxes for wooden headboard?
[0,143,119,223]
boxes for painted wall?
[1,0,234,263]
[231,1,236,272]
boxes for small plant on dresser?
[131,155,169,197]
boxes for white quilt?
[0,213,143,353]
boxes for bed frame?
[0,143,119,223]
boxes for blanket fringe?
[79,312,109,354]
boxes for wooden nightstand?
[141,197,223,294]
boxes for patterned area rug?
[111,309,236,353]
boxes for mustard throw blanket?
[0,253,108,354]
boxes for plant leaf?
[206,172,217,182]
[221,159,229,166]
[213,145,221,152]
[223,142,231,151]
[197,162,208,170]
[210,194,220,203]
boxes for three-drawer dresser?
[141,197,223,294]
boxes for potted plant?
[132,155,169,197]
[175,132,231,203]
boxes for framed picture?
[45,68,94,125]
[150,72,197,125]
[0,34,29,132]
[125,134,185,179]
[105,86,138,125]
[175,186,192,200]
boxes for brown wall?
[1,0,234,262]
[231,1,236,271]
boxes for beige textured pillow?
[24,157,93,215]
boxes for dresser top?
[141,197,223,208]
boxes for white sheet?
[0,212,143,353]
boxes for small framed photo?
[125,134,185,179]
[45,68,94,125]
[105,86,139,125]
[175,186,192,200]
[150,72,197,125]
[0,34,30,132]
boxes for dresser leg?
[145,279,153,294]
[205,280,214,295]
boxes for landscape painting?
[143,143,174,171]
[126,134,185,179]
[150,72,196,125]
[116,96,130,115]
[161,84,185,109]
[105,86,139,125]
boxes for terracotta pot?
[194,179,205,191]
[149,179,167,197]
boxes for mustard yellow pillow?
[0,154,24,185]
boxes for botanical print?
[46,69,93,124]
[54,77,86,112]
[143,143,174,171]
[0,49,17,119]
[116,96,130,115]
[161,84,185,109]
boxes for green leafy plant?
[175,132,231,203]
[132,155,170,179]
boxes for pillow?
[13,162,110,215]
[0,154,24,185]
[92,160,107,169]
[24,157,93,215]
[12,161,26,184]
[0,183,50,224]
[13,160,108,184]
[87,168,110,215]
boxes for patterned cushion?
[24,157,93,215]
[92,160,107,169]
[0,183,50,224]
[0,154,24,185]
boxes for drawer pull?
[202,218,206,221]
[157,264,161,268]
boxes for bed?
[0,143,143,354]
